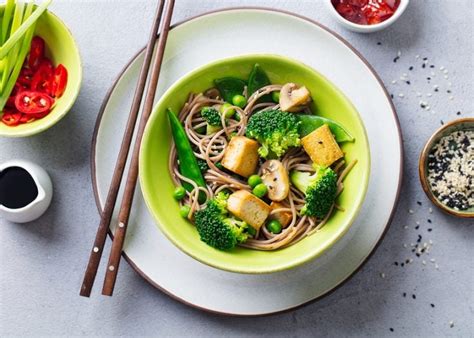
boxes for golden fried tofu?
[269,201,293,228]
[221,136,259,177]
[301,124,343,167]
[227,190,271,230]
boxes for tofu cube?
[227,190,271,230]
[301,124,343,167]
[221,136,259,177]
[269,202,293,228]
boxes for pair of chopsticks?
[80,0,175,297]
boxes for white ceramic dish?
[325,0,410,33]
[92,8,402,315]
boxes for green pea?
[179,205,191,218]
[252,183,268,198]
[220,103,235,118]
[173,186,186,200]
[215,162,224,170]
[232,94,247,108]
[267,220,282,234]
[247,174,262,188]
[272,91,280,103]
[247,225,257,236]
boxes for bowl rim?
[418,117,474,218]
[139,53,371,274]
[0,6,83,138]
[325,0,410,32]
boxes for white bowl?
[325,0,410,33]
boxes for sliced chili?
[50,64,68,98]
[28,36,45,70]
[1,111,22,126]
[14,91,53,115]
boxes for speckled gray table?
[1,0,473,336]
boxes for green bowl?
[140,54,370,274]
[0,6,82,138]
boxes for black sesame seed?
[409,66,414,71]
[412,294,416,299]
[377,42,382,45]
[441,120,444,125]
[415,225,420,230]
[403,292,407,297]
[427,219,432,223]
[401,262,405,266]
[390,94,394,99]
[394,262,399,266]
[428,228,432,232]
[405,259,410,264]
[406,81,411,85]
[427,77,431,80]
[416,253,421,257]
[431,303,435,308]
[422,64,426,68]
[423,57,428,61]
[430,65,435,68]
[447,90,452,93]
[393,56,399,63]
[434,88,439,92]
[417,201,422,206]
[390,328,394,332]
[457,111,461,115]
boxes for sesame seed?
[429,208,433,213]
[377,42,382,45]
[435,264,439,269]
[403,292,407,297]
[397,50,402,57]
[380,272,386,278]
[422,260,426,265]
[430,303,435,308]
[409,209,414,214]
[415,55,420,59]
[417,201,422,206]
[399,93,404,98]
[427,93,432,97]
[416,221,420,225]
[404,225,409,229]
[409,66,414,71]
[449,96,454,100]
[412,294,416,299]
[389,328,394,332]
[440,66,445,71]
[430,258,436,263]
[391,80,397,84]
[449,321,454,328]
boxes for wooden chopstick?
[79,0,167,298]
[101,0,176,297]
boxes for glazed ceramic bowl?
[419,118,474,218]
[325,0,410,33]
[139,54,370,274]
[0,6,82,138]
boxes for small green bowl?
[139,54,370,274]
[0,6,82,138]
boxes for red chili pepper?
[50,64,68,98]
[19,114,35,124]
[28,36,45,71]
[30,60,54,93]
[1,110,22,126]
[14,91,54,115]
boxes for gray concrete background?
[0,0,473,336]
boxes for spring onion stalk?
[0,0,51,60]
[0,9,37,111]
[0,0,15,45]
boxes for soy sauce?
[0,167,38,209]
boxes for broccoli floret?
[290,166,337,219]
[197,158,209,173]
[201,106,222,135]
[245,109,301,158]
[194,191,250,250]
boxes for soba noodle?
[169,84,356,250]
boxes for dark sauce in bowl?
[0,167,38,209]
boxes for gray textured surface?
[0,0,473,336]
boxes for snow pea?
[297,115,354,143]
[214,77,246,103]
[247,63,272,101]
[167,109,207,203]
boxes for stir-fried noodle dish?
[168,64,357,251]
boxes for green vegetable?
[0,0,51,59]
[197,158,209,173]
[267,220,282,234]
[200,106,222,135]
[167,109,207,203]
[173,186,186,201]
[214,77,246,103]
[297,115,354,142]
[246,109,301,159]
[252,183,268,198]
[247,174,262,188]
[180,205,191,218]
[215,162,224,170]
[247,225,257,237]
[247,63,271,101]
[219,102,235,118]
[0,1,38,110]
[1,0,15,45]
[290,165,338,218]
[194,191,250,250]
[272,91,280,103]
[232,94,247,108]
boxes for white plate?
[92,8,402,316]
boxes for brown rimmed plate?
[91,7,403,316]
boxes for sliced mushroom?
[204,87,220,99]
[279,83,311,112]
[261,160,290,201]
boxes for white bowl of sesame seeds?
[419,118,474,218]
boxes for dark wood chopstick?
[79,0,167,298]
[101,0,176,297]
